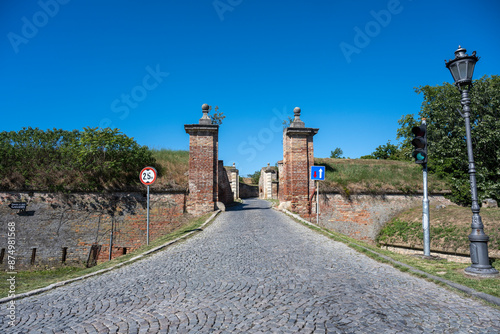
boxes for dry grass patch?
[150,149,188,191]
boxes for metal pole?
[460,88,498,276]
[422,162,430,257]
[109,219,113,261]
[316,180,319,225]
[147,185,150,245]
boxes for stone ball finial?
[291,107,305,128]
[199,103,211,124]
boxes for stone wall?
[259,164,278,200]
[218,161,234,205]
[314,193,453,243]
[239,183,258,198]
[0,191,187,269]
[228,164,239,200]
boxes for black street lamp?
[445,46,499,277]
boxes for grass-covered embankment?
[315,158,448,195]
[377,204,500,257]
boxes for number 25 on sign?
[140,167,157,185]
[140,167,157,245]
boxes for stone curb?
[0,210,221,304]
[279,208,500,308]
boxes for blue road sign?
[311,166,325,181]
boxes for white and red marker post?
[140,167,157,245]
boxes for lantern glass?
[458,61,468,81]
[467,61,475,80]
[450,63,460,83]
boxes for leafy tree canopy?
[360,141,402,160]
[330,147,344,159]
[208,105,225,125]
[247,170,261,185]
[398,75,500,205]
[0,127,158,191]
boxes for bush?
[0,127,159,191]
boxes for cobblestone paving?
[3,198,500,333]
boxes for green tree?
[0,127,158,191]
[248,170,261,185]
[282,116,293,130]
[208,105,225,125]
[398,75,500,205]
[330,147,344,159]
[360,141,402,160]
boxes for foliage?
[397,75,500,205]
[247,170,261,185]
[360,140,402,160]
[329,147,344,159]
[208,105,225,125]
[0,127,158,191]
[282,116,293,130]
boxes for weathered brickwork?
[280,107,318,215]
[0,191,186,269]
[218,161,234,205]
[239,182,258,198]
[184,105,219,215]
[316,193,454,243]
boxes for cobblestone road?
[3,198,500,333]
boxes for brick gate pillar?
[282,107,319,215]
[184,104,219,215]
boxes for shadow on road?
[226,198,271,211]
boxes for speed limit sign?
[140,167,157,185]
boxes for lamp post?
[445,46,498,277]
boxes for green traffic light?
[416,153,425,161]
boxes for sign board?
[9,202,27,210]
[140,167,157,186]
[311,166,325,181]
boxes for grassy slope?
[315,158,448,195]
[378,204,500,256]
[150,149,189,190]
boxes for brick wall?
[218,161,234,205]
[184,104,221,216]
[314,193,454,243]
[280,107,318,215]
[184,124,219,215]
[0,191,187,269]
[239,183,258,198]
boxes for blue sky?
[1,0,499,176]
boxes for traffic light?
[411,124,427,164]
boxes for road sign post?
[311,166,325,225]
[140,167,157,245]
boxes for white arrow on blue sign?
[311,166,325,180]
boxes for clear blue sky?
[1,0,499,176]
